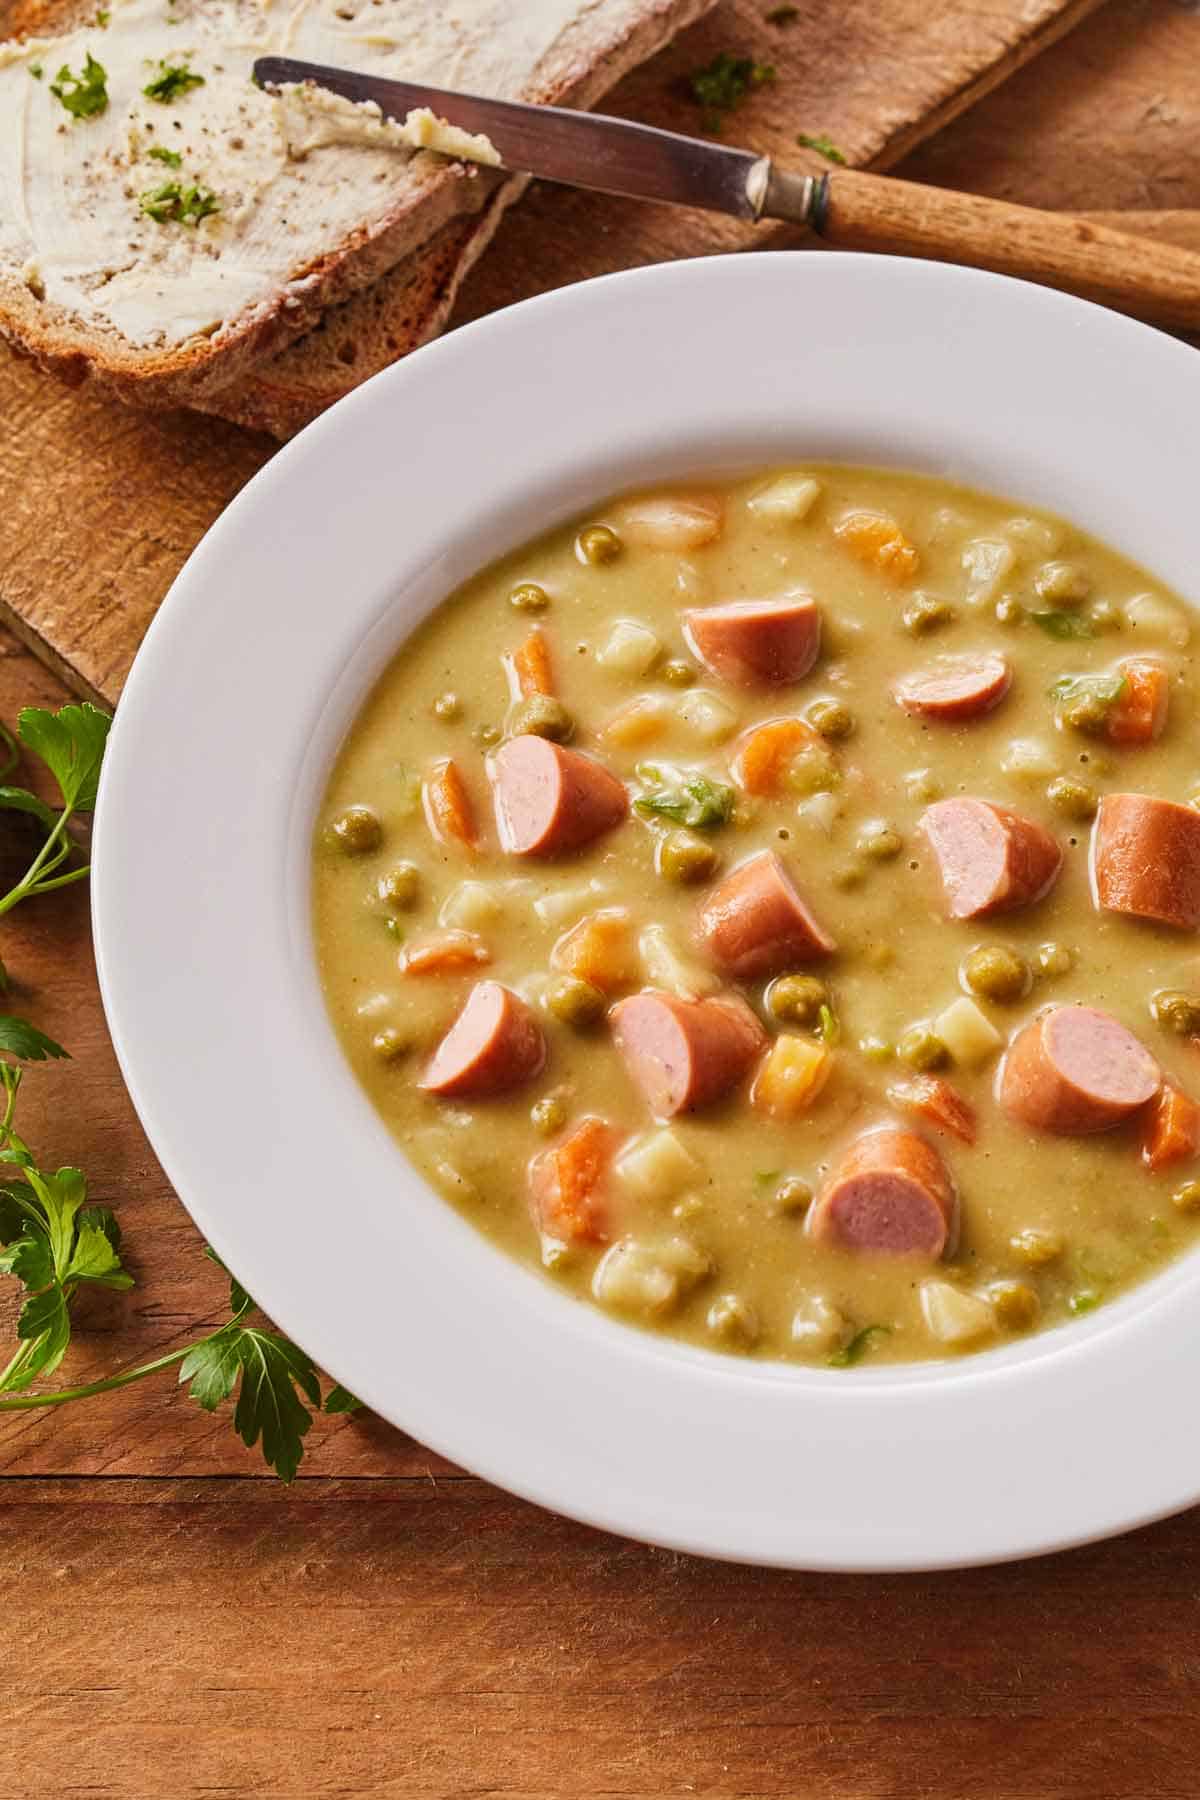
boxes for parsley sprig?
[685,51,775,134]
[139,180,220,226]
[0,702,359,1478]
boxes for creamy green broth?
[313,466,1200,1366]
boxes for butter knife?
[255,55,1200,331]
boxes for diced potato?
[676,687,739,745]
[920,1280,995,1347]
[1124,591,1191,647]
[961,537,1015,605]
[438,880,505,931]
[591,1235,710,1315]
[751,1035,833,1117]
[791,1293,846,1355]
[619,495,723,551]
[614,1129,702,1202]
[638,923,720,998]
[552,908,637,993]
[533,879,611,927]
[746,473,821,524]
[1001,736,1059,779]
[597,618,663,677]
[796,791,839,834]
[602,696,670,748]
[934,996,1002,1068]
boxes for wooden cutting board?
[0,0,1144,706]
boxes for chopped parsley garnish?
[1068,1290,1101,1316]
[829,1324,891,1368]
[686,51,776,134]
[817,1003,840,1045]
[147,143,183,167]
[635,774,735,829]
[95,8,110,23]
[1049,673,1126,707]
[142,58,205,102]
[28,61,43,79]
[797,130,848,165]
[139,180,220,225]
[1032,609,1094,639]
[49,52,108,119]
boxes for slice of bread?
[0,0,711,406]
[191,0,717,437]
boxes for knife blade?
[253,56,794,223]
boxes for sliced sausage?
[809,1128,956,1259]
[893,651,1012,722]
[998,1005,1160,1135]
[488,735,628,857]
[610,990,767,1119]
[682,596,821,687]
[696,850,836,979]
[920,798,1062,920]
[1091,793,1200,930]
[420,980,546,1098]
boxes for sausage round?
[1091,793,1200,930]
[998,1004,1160,1135]
[610,990,767,1119]
[696,850,836,979]
[682,596,821,687]
[919,798,1062,919]
[893,651,1012,722]
[420,980,547,1098]
[488,735,628,857]
[809,1128,956,1259]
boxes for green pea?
[510,694,575,743]
[531,1094,567,1136]
[993,596,1024,626]
[961,945,1030,1003]
[902,593,955,635]
[857,824,902,860]
[658,831,721,885]
[472,723,502,749]
[767,973,827,1025]
[370,1027,410,1061]
[1037,942,1075,978]
[896,1023,948,1071]
[806,698,856,740]
[1172,1180,1200,1214]
[545,976,606,1029]
[576,525,622,566]
[771,1176,813,1215]
[377,862,420,910]
[326,805,382,855]
[1060,693,1109,736]
[433,691,462,721]
[991,1280,1039,1330]
[659,658,697,688]
[858,1035,894,1062]
[1151,989,1200,1036]
[1046,775,1097,821]
[1010,1227,1064,1266]
[509,581,550,612]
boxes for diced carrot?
[618,494,724,551]
[751,1035,832,1117]
[1140,1081,1200,1171]
[423,757,478,849]
[1106,657,1168,746]
[506,629,553,699]
[888,1074,977,1145]
[833,509,920,582]
[528,1116,614,1247]
[601,696,669,749]
[400,929,490,975]
[731,716,820,795]
[551,908,637,994]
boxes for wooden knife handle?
[764,166,1200,331]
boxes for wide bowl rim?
[93,251,1200,1569]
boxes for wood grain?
[0,0,1118,704]
[3,1476,1200,1798]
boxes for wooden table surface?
[4,3,1200,1794]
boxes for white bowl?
[93,253,1200,1569]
